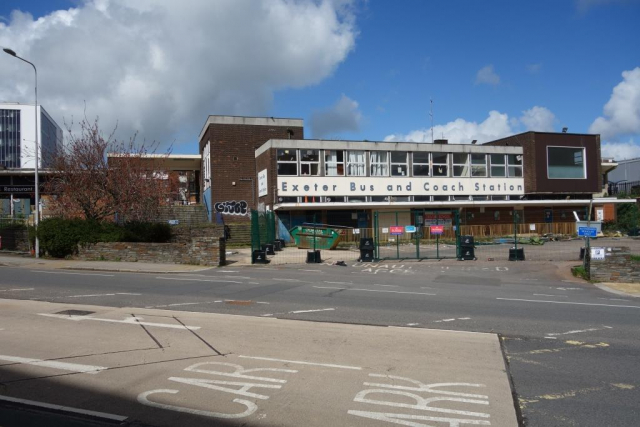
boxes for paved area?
[1,258,639,426]
[596,282,640,297]
[0,298,518,427]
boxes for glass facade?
[40,111,61,167]
[0,109,21,168]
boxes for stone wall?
[76,225,225,266]
[0,227,30,252]
[590,246,640,283]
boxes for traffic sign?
[430,225,444,235]
[389,226,404,235]
[405,225,416,233]
[578,227,597,237]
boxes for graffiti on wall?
[214,200,248,216]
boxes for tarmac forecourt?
[0,298,520,427]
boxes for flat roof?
[255,139,523,157]
[199,115,304,142]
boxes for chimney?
[434,139,448,144]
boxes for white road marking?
[374,284,399,288]
[249,282,259,284]
[256,301,270,304]
[145,301,222,308]
[534,294,568,298]
[546,326,613,337]
[314,286,436,296]
[406,323,419,326]
[239,355,362,370]
[68,292,141,298]
[0,395,127,422]
[599,297,630,302]
[274,278,305,282]
[0,354,107,374]
[497,298,640,309]
[457,317,471,320]
[224,276,252,279]
[289,308,335,314]
[0,288,34,292]
[31,270,114,277]
[155,277,242,283]
[218,270,239,273]
[299,269,322,272]
[324,281,353,285]
[38,313,201,330]
[544,337,558,339]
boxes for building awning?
[274,198,634,211]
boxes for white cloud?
[575,0,626,14]
[601,139,640,161]
[519,106,556,132]
[384,110,512,144]
[589,67,640,140]
[384,106,558,144]
[475,64,500,86]
[310,94,362,138]
[527,63,542,74]
[0,0,357,145]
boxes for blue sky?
[1,0,639,158]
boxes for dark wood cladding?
[486,132,601,194]
[199,121,303,221]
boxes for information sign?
[405,225,416,233]
[389,226,404,235]
[430,225,444,235]
[578,227,597,237]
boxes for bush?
[571,265,589,280]
[36,218,171,258]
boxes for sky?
[1,0,639,159]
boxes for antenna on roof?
[430,98,434,144]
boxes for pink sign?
[389,226,404,235]
[430,225,444,235]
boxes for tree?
[45,118,170,222]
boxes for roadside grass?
[571,265,590,280]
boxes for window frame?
[390,151,409,176]
[412,152,430,177]
[324,150,345,176]
[546,146,586,180]
[346,150,366,176]
[489,154,506,178]
[370,150,389,177]
[432,152,449,177]
[471,153,487,177]
[452,153,470,177]
[507,154,523,178]
[299,149,320,176]
[276,149,298,176]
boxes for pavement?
[0,298,519,427]
[0,253,213,274]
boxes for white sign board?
[258,169,268,197]
[277,176,524,197]
[353,228,361,235]
[596,208,604,222]
[590,247,605,260]
[529,224,536,231]
[382,227,389,234]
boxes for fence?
[251,210,276,262]
[609,180,640,197]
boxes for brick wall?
[590,246,640,283]
[76,226,225,266]
[200,122,303,223]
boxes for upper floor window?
[300,149,320,176]
[277,149,297,176]
[391,151,408,176]
[547,147,585,179]
[325,150,344,176]
[347,150,366,176]
[370,151,389,176]
[508,154,523,177]
[412,152,430,176]
[471,154,487,177]
[432,152,448,177]
[452,153,469,177]
[490,154,506,177]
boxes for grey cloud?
[310,94,362,138]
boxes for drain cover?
[225,300,253,306]
[55,310,95,316]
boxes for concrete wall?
[590,246,640,283]
[76,226,225,266]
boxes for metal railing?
[609,180,640,197]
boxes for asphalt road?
[1,260,639,426]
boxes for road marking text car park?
[348,374,491,426]
[138,361,298,420]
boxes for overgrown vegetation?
[602,198,640,235]
[571,265,589,280]
[630,254,640,262]
[35,218,171,258]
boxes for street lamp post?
[3,47,40,258]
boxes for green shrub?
[36,218,171,258]
[571,265,589,280]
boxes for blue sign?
[168,219,180,226]
[578,227,597,237]
[405,225,416,233]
